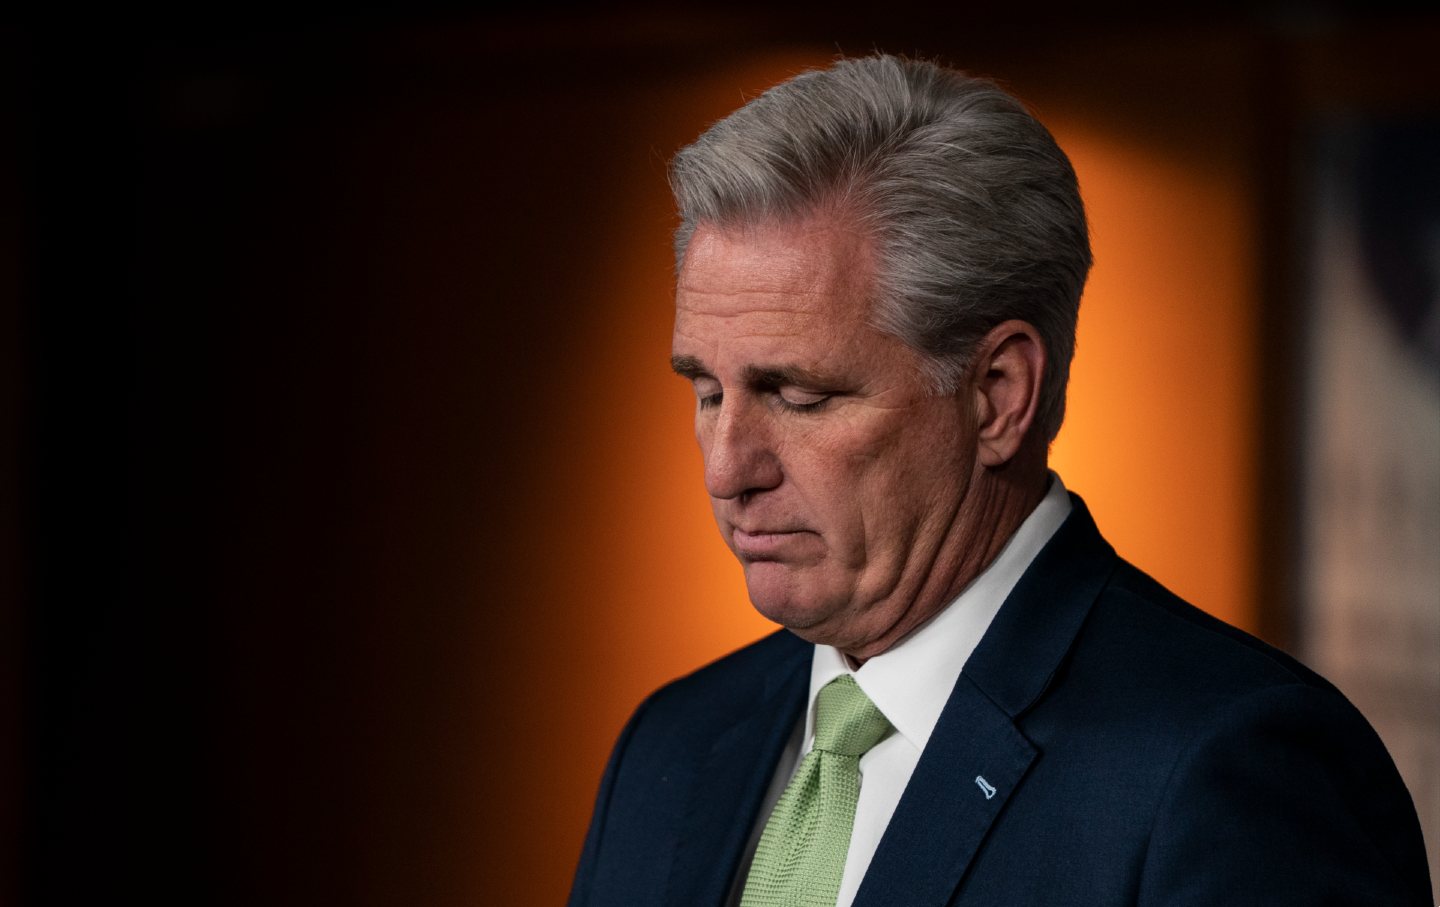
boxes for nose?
[702,398,782,501]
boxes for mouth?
[731,527,813,560]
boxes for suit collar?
[853,493,1117,906]
[962,492,1117,718]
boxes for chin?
[743,564,843,635]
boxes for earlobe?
[973,320,1045,468]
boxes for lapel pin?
[975,775,997,800]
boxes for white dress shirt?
[727,474,1072,907]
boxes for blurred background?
[4,5,1437,904]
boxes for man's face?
[671,219,980,654]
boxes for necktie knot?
[813,675,891,757]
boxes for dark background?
[5,7,1437,905]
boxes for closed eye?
[775,388,831,412]
[688,375,723,410]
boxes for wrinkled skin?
[671,217,1047,661]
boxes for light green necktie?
[740,675,893,907]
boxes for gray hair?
[669,55,1091,443]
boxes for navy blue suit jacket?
[569,496,1431,905]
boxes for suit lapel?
[854,494,1118,907]
[664,637,810,907]
[853,676,1036,907]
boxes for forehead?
[674,219,875,327]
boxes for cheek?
[782,408,965,526]
[852,428,970,523]
[796,445,910,553]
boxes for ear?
[970,319,1046,468]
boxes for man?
[568,55,1431,906]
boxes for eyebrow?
[669,355,831,389]
[743,365,830,388]
[670,354,709,380]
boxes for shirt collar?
[804,472,1073,751]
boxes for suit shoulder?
[1105,570,1434,903]
[1099,559,1334,697]
[1019,558,1429,897]
[637,629,809,729]
[1035,557,1369,752]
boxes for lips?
[731,527,813,559]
